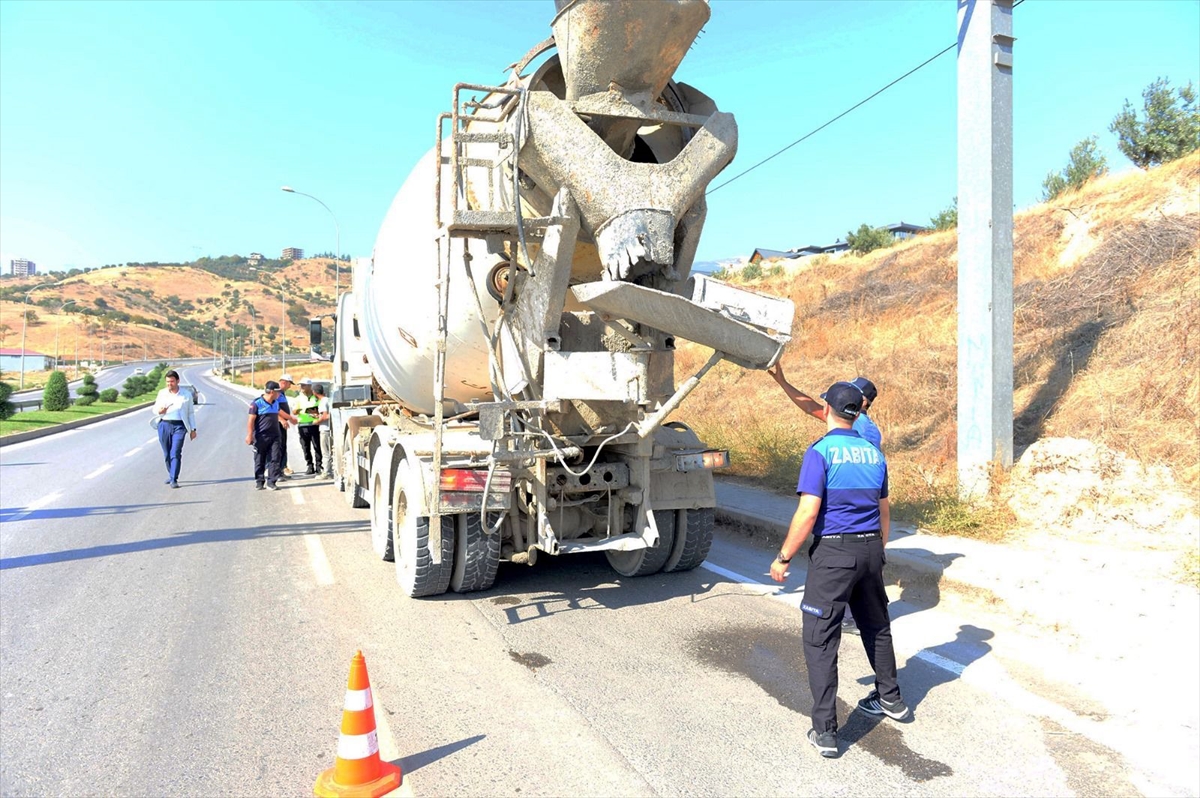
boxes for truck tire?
[662,507,714,573]
[393,460,453,597]
[344,446,368,508]
[450,513,501,593]
[606,509,675,577]
[370,470,394,561]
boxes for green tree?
[929,197,958,231]
[1110,77,1200,168]
[99,388,119,403]
[846,224,894,256]
[0,380,13,420]
[1041,136,1108,201]
[76,373,99,406]
[43,370,71,411]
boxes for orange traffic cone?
[314,651,403,798]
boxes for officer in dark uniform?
[770,381,908,758]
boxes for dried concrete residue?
[1058,211,1099,268]
[1005,437,1198,553]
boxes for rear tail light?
[439,468,512,492]
[674,449,731,472]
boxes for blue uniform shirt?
[852,411,882,450]
[249,396,283,439]
[797,428,889,537]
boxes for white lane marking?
[5,490,64,522]
[701,561,807,609]
[84,463,113,480]
[291,488,306,505]
[304,533,335,585]
[370,685,400,765]
[124,445,146,458]
[914,648,966,677]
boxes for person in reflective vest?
[295,377,323,475]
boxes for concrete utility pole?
[957,0,1015,497]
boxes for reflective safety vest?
[296,392,320,425]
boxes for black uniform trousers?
[253,435,282,486]
[802,532,900,734]
[298,423,321,470]
[278,424,290,472]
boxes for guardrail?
[11,398,44,414]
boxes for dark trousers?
[253,435,281,486]
[298,424,321,470]
[157,420,186,482]
[279,425,290,471]
[802,534,899,734]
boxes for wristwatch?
[776,550,791,564]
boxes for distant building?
[281,247,304,260]
[0,348,52,371]
[9,259,37,277]
[248,252,264,265]
[883,221,929,241]
[749,222,930,264]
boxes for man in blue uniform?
[770,381,908,758]
[850,376,882,450]
[246,381,296,490]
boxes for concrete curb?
[713,506,1002,609]
[0,400,156,448]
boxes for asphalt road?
[0,366,1178,796]
[8,358,214,407]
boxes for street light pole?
[281,186,341,302]
[281,283,287,373]
[19,294,31,390]
[54,299,76,370]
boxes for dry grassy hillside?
[677,152,1200,530]
[0,258,338,377]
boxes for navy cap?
[850,377,878,402]
[264,380,281,391]
[820,381,863,421]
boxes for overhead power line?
[707,0,1024,197]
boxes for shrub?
[122,377,142,399]
[1110,77,1200,169]
[930,197,958,231]
[43,371,71,411]
[1042,136,1108,201]
[76,373,99,406]
[846,223,894,255]
[99,388,119,403]
[740,261,763,281]
[0,380,13,420]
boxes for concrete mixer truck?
[314,0,794,597]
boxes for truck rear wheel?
[393,460,453,597]
[450,513,501,593]
[606,510,675,577]
[370,470,394,561]
[661,507,714,573]
[343,444,367,508]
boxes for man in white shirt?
[314,382,332,479]
[153,369,197,488]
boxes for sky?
[1,0,1197,273]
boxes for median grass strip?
[0,370,167,438]
[0,394,155,436]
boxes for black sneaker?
[266,483,279,491]
[807,729,838,758]
[255,483,265,490]
[305,466,316,475]
[857,690,910,720]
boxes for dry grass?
[0,258,339,366]
[677,152,1200,537]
